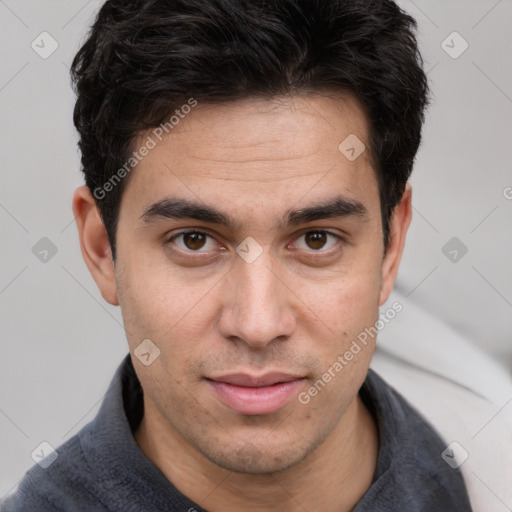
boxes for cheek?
[117,266,226,394]
[117,251,215,339]
[136,356,209,440]
[302,259,381,335]
[292,258,381,395]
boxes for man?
[1,0,474,510]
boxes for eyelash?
[164,229,344,259]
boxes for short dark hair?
[71,0,429,260]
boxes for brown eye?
[168,231,217,253]
[183,232,207,250]
[305,232,327,250]
[295,231,339,252]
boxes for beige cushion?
[371,289,512,512]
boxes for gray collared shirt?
[1,354,473,511]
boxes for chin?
[198,435,318,475]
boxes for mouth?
[205,372,306,415]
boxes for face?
[92,92,407,474]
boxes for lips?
[206,372,305,415]
[210,373,302,387]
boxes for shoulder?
[358,369,473,511]
[1,428,106,512]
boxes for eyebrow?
[139,195,368,230]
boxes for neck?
[135,394,379,512]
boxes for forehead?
[121,92,378,222]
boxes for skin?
[73,91,412,512]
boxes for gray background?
[1,0,511,497]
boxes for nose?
[218,252,297,349]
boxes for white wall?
[1,0,511,498]
[395,0,512,359]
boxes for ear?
[378,183,412,306]
[72,186,119,306]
